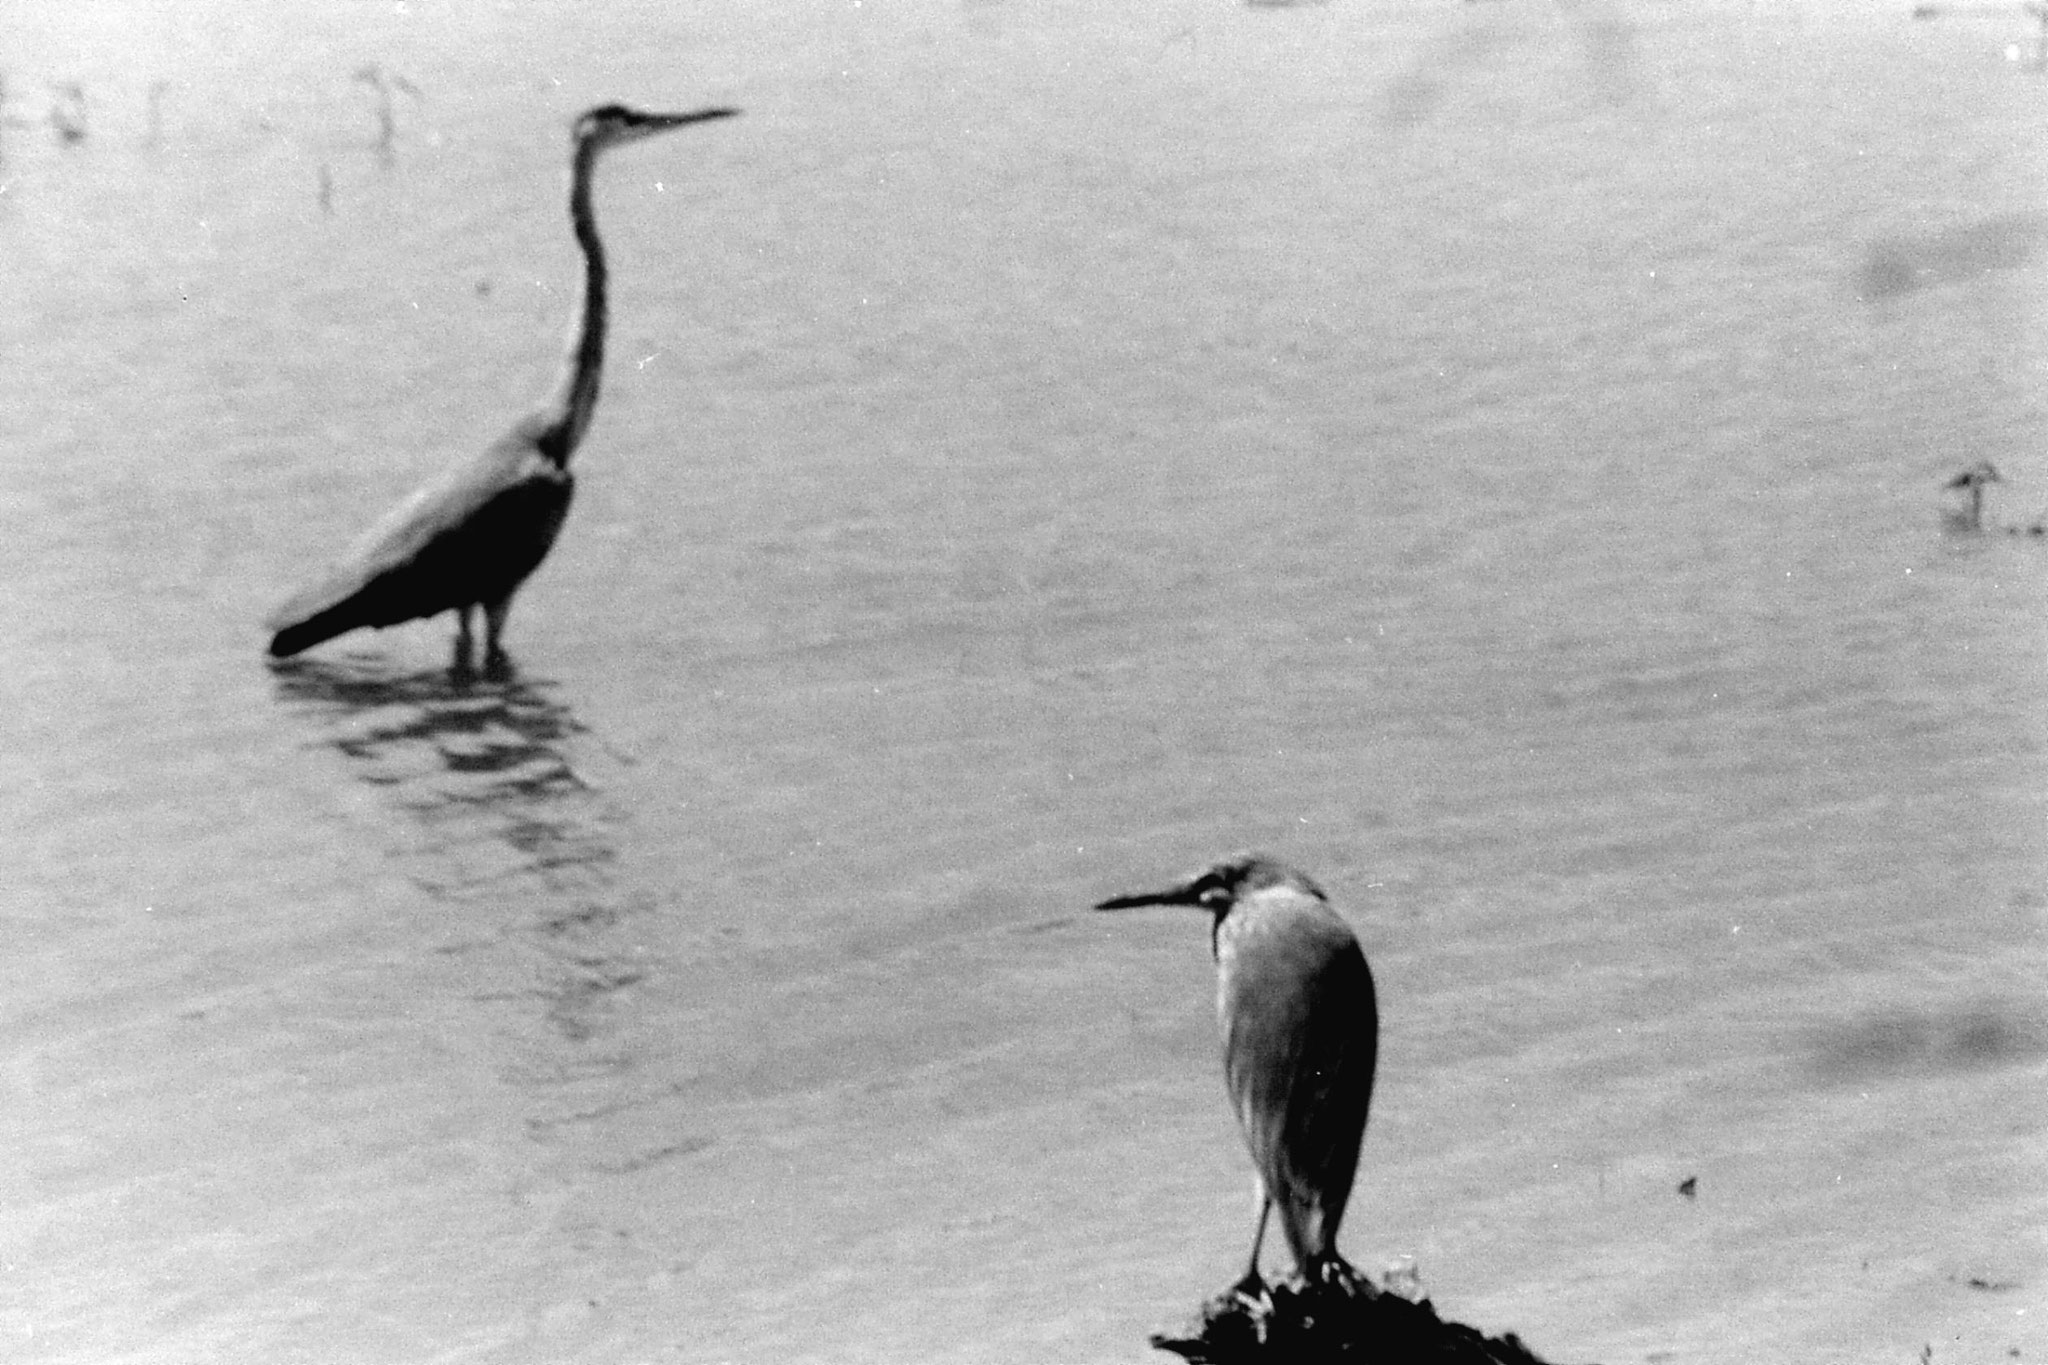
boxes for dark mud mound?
[1150,1263,1571,1365]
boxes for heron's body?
[265,418,573,661]
[1214,875,1377,1269]
[1098,855,1378,1285]
[265,103,736,669]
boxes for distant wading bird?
[1097,855,1379,1296]
[1943,460,2047,536]
[50,82,87,145]
[1944,460,2001,533]
[265,103,737,671]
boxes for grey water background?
[3,0,2046,1360]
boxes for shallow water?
[4,1,2046,1361]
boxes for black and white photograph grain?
[4,1,2044,1362]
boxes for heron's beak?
[636,107,740,137]
[1095,882,1201,911]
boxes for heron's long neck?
[542,141,608,465]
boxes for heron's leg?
[482,597,513,673]
[452,606,476,674]
[1230,1192,1272,1300]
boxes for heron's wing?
[267,423,569,654]
[1272,939,1377,1245]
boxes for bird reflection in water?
[270,654,645,1046]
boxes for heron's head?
[573,103,738,155]
[1095,853,1325,920]
[1946,461,2003,491]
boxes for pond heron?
[1097,854,1379,1291]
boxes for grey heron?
[265,102,737,672]
[1097,854,1379,1294]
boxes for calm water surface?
[3,1,2045,1361]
